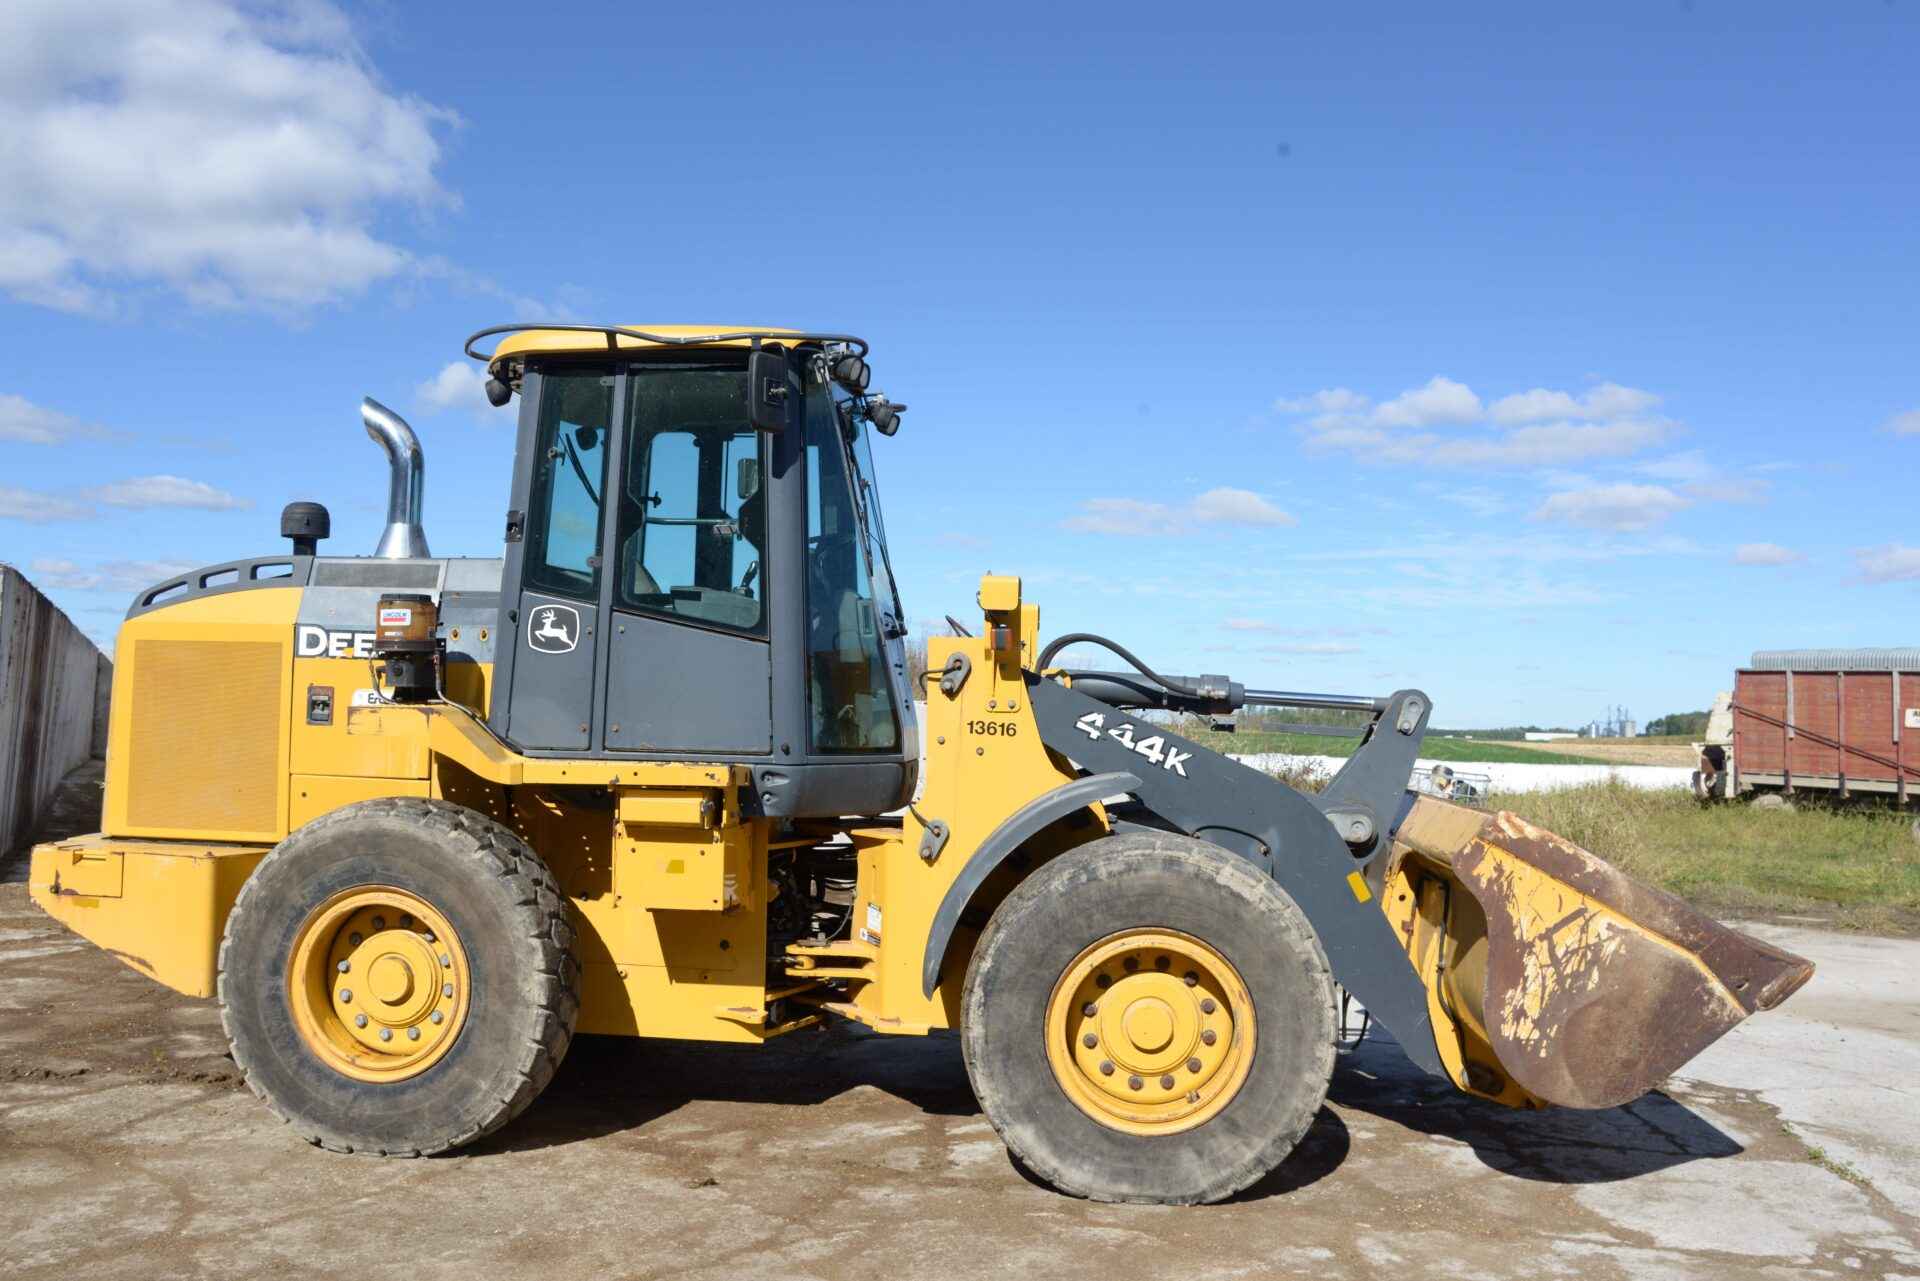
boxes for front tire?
[961,830,1335,1204]
[219,798,578,1155]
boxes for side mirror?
[748,345,795,432]
[736,457,761,501]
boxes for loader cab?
[481,327,916,819]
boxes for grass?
[1188,728,1613,765]
[1482,781,1920,930]
[1268,768,1919,929]
[1797,1136,1872,1188]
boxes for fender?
[1024,675,1448,1078]
[920,770,1141,997]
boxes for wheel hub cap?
[1046,929,1255,1135]
[288,886,469,1083]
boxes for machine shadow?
[474,1023,982,1156]
[480,1023,1736,1192]
[1329,1035,1743,1184]
[483,1020,1355,1202]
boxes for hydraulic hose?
[1034,632,1205,699]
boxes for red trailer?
[1730,649,1920,803]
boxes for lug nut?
[1160,1074,1175,1089]
[338,989,352,1003]
[400,915,413,927]
[337,960,349,974]
[1098,1060,1114,1076]
[1155,956,1169,970]
[1082,1001,1098,1017]
[350,932,363,946]
[439,954,451,968]
[379,1027,392,1042]
[1184,971,1198,986]
[1187,1057,1203,1073]
[1128,1075,1143,1091]
[372,916,386,930]
[1200,998,1216,1014]
[1082,1033,1098,1049]
[407,1027,421,1041]
[423,931,435,943]
[430,1011,444,1024]
[1095,975,1111,989]
[442,983,454,999]
[355,1013,368,1028]
[1123,957,1139,972]
[1201,1029,1217,1046]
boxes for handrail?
[464,323,869,363]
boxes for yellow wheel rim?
[1045,929,1255,1135]
[287,886,470,1083]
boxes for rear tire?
[961,831,1335,1204]
[219,798,578,1155]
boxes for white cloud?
[1190,487,1296,527]
[1683,476,1769,504]
[415,361,503,419]
[1061,497,1176,536]
[1884,409,1920,437]
[0,393,106,444]
[0,0,455,313]
[1531,482,1691,532]
[1734,542,1802,567]
[1855,545,1920,584]
[29,556,196,590]
[1467,419,1669,466]
[1636,449,1769,504]
[1065,489,1295,535]
[1278,374,1675,469]
[1489,382,1660,425]
[1273,387,1367,415]
[1259,641,1360,656]
[0,485,91,522]
[1370,376,1482,428]
[935,532,989,549]
[83,474,250,510]
[1301,418,1670,468]
[1430,486,1507,517]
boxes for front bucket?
[1385,797,1813,1110]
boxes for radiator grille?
[126,639,283,833]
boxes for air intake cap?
[281,501,331,557]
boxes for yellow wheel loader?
[30,324,1813,1204]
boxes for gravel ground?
[2,873,1917,1280]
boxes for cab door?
[601,364,773,754]
[503,368,613,751]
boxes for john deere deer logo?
[528,603,580,654]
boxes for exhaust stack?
[361,397,430,560]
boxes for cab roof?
[468,324,865,369]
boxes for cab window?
[525,369,612,600]
[616,366,767,634]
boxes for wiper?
[860,473,908,638]
[835,399,907,639]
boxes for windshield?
[804,383,901,752]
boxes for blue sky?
[1,1,1915,727]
